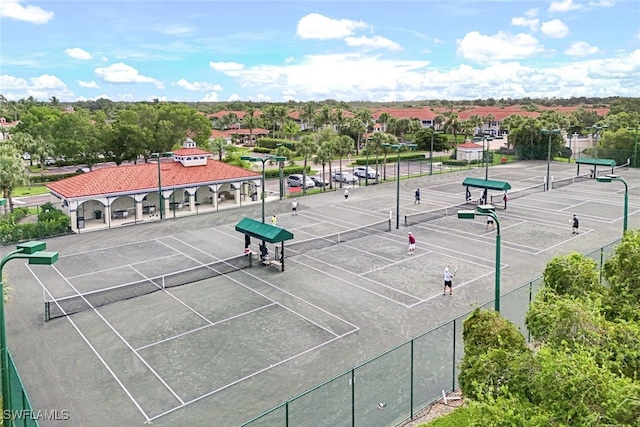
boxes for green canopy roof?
[234,217,294,243]
[462,177,512,191]
[576,158,616,167]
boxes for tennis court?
[4,160,640,426]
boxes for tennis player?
[407,232,416,255]
[443,262,455,296]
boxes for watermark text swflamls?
[3,409,70,421]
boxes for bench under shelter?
[575,158,616,177]
[234,217,294,272]
[462,177,512,205]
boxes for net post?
[45,301,49,322]
[404,215,407,227]
[162,276,165,290]
[387,218,391,231]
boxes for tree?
[242,107,260,145]
[413,128,449,152]
[31,136,55,179]
[603,230,640,321]
[300,102,317,131]
[0,145,27,213]
[283,120,300,140]
[344,118,366,155]
[206,137,228,161]
[274,105,289,138]
[334,135,354,188]
[313,144,332,192]
[315,106,334,129]
[443,112,462,145]
[296,135,318,196]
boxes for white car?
[287,174,315,189]
[353,166,378,179]
[44,157,56,166]
[332,172,358,184]
[22,153,31,160]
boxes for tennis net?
[404,203,468,226]
[45,253,251,321]
[491,182,546,205]
[287,219,391,255]
[551,173,591,190]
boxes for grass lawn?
[12,185,50,197]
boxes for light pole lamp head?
[457,210,476,219]
[477,204,496,214]
[16,241,47,254]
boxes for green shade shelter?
[462,177,512,191]
[575,158,616,177]
[235,217,294,271]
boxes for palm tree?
[368,132,387,179]
[0,146,28,213]
[376,111,391,132]
[334,135,354,188]
[444,112,462,145]
[262,105,278,137]
[315,106,334,129]
[31,136,55,180]
[242,107,260,145]
[468,114,483,135]
[356,108,374,130]
[220,112,238,130]
[297,135,318,196]
[274,105,289,138]
[300,102,317,131]
[313,144,332,192]
[283,120,300,140]
[461,120,474,140]
[434,114,445,131]
[207,137,228,161]
[347,118,367,155]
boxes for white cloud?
[284,57,295,63]
[589,0,615,7]
[201,92,219,102]
[634,30,640,41]
[227,94,241,101]
[65,47,92,60]
[175,79,222,91]
[434,38,445,45]
[549,0,582,13]
[101,56,109,62]
[296,13,369,40]
[541,20,570,38]
[420,48,432,54]
[148,95,167,102]
[94,63,162,88]
[344,35,402,51]
[457,31,544,61]
[93,93,111,100]
[77,80,99,88]
[209,61,245,72]
[525,8,538,18]
[511,16,539,32]
[0,73,74,100]
[565,41,600,57]
[0,0,54,24]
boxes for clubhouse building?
[46,139,262,233]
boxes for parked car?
[332,172,357,184]
[353,166,378,180]
[22,153,31,160]
[76,167,91,173]
[44,157,56,166]
[287,174,315,189]
[310,176,328,187]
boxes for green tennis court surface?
[4,160,640,426]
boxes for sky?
[1,0,639,103]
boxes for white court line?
[299,252,425,301]
[59,238,169,258]
[49,264,185,405]
[66,253,183,279]
[341,242,408,264]
[27,265,151,423]
[535,189,640,208]
[559,200,590,212]
[134,303,277,351]
[147,329,357,422]
[510,201,615,222]
[423,223,541,254]
[407,269,498,308]
[289,257,417,307]
[160,235,218,260]
[327,201,390,218]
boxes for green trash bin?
[95,210,102,220]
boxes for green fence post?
[600,248,604,283]
[285,402,289,427]
[410,339,414,420]
[452,319,456,391]
[351,369,355,427]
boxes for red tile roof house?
[47,139,261,233]
[456,141,484,163]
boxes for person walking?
[407,232,416,255]
[572,214,579,234]
[502,191,508,210]
[414,188,421,204]
[443,262,455,296]
[344,188,349,200]
[271,214,277,226]
[244,234,251,255]
[291,199,298,216]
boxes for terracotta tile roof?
[173,148,211,156]
[47,161,260,199]
[371,108,437,121]
[458,142,483,149]
[210,129,230,138]
[207,110,263,119]
[226,128,269,135]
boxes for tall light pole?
[430,130,443,176]
[150,152,173,220]
[1,241,58,426]
[596,175,628,235]
[241,155,286,223]
[483,133,493,180]
[540,129,560,191]
[458,207,501,312]
[629,126,640,168]
[381,142,417,229]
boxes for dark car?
[310,176,328,187]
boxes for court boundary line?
[406,269,499,309]
[26,264,152,424]
[58,238,173,258]
[65,253,183,280]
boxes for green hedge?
[252,147,273,154]
[257,138,296,149]
[263,165,312,178]
[353,152,425,165]
[30,172,80,183]
[0,203,70,245]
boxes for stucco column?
[234,186,241,205]
[70,210,78,233]
[136,201,142,219]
